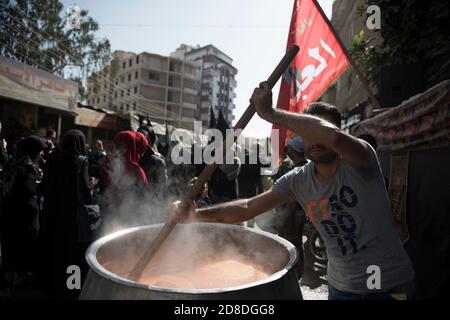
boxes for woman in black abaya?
[38,130,93,299]
[1,136,46,275]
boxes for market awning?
[74,105,117,130]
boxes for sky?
[63,0,335,138]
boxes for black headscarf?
[14,135,47,161]
[2,136,46,196]
[60,130,86,156]
[137,125,156,145]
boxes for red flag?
[272,0,349,163]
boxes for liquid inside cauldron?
[95,223,290,290]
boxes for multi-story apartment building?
[171,44,237,128]
[87,50,199,130]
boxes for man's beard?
[306,148,338,164]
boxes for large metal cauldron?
[80,223,302,300]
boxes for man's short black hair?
[137,125,157,145]
[47,128,56,138]
[304,102,342,128]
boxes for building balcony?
[167,85,182,92]
[181,116,196,122]
[183,101,197,110]
[183,87,198,96]
[137,96,166,106]
[141,80,167,90]
[183,72,197,81]
[167,100,181,106]
[204,68,218,77]
[141,65,167,74]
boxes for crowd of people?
[0,123,284,299]
[1,88,409,301]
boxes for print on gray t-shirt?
[272,141,414,293]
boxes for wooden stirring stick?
[128,44,300,282]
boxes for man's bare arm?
[194,189,290,223]
[251,82,371,167]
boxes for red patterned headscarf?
[102,131,149,187]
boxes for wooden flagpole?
[312,0,382,111]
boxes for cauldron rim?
[85,223,299,294]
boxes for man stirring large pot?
[172,82,415,300]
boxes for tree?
[350,0,450,89]
[0,0,113,99]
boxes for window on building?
[129,59,132,67]
[103,95,106,102]
[121,90,124,97]
[136,55,139,64]
[104,83,107,89]
[128,74,131,81]
[134,87,138,94]
[133,102,137,110]
[97,97,100,104]
[115,79,118,85]
[135,71,139,79]
[114,92,117,99]
[122,61,126,69]
[126,104,129,111]
[127,89,130,96]
[148,73,159,81]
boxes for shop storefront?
[0,55,78,145]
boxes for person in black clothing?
[38,130,93,299]
[89,139,107,179]
[238,148,263,199]
[209,157,241,203]
[1,136,46,278]
[0,135,9,172]
[275,135,308,279]
[42,129,57,163]
[187,177,211,208]
[46,129,57,144]
[137,125,167,187]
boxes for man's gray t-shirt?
[272,142,414,293]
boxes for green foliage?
[0,0,112,99]
[350,0,450,88]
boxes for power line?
[98,24,288,29]
[0,39,62,76]
[75,0,197,127]
[0,41,188,124]
[0,28,61,71]
[0,38,183,123]
[0,2,196,127]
